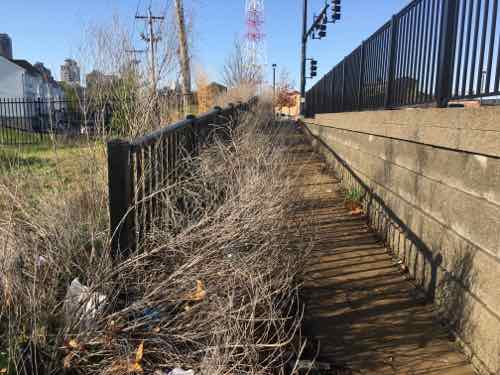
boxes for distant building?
[0,33,13,60]
[85,69,117,90]
[0,56,63,98]
[34,62,54,81]
[60,58,80,85]
[197,82,227,113]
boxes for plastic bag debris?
[154,369,194,375]
[64,278,106,326]
[168,368,195,375]
[35,255,48,267]
[295,360,331,370]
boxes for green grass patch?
[345,186,364,203]
[0,128,50,145]
[0,140,106,209]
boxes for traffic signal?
[332,0,341,22]
[318,24,327,38]
[310,59,318,77]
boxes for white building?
[0,56,64,99]
[0,56,65,126]
[60,58,80,85]
[0,56,41,98]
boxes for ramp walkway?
[288,128,474,375]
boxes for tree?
[59,82,81,114]
[222,40,263,88]
[274,70,297,114]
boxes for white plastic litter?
[64,278,106,326]
[296,360,331,370]
[168,368,195,375]
[35,256,48,267]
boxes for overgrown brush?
[0,103,312,374]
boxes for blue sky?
[1,0,410,89]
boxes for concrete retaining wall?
[303,106,500,375]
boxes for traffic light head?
[332,0,341,22]
[310,59,318,77]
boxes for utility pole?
[174,0,192,114]
[300,0,308,116]
[136,7,164,94]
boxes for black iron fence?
[0,97,84,145]
[107,98,257,256]
[306,0,500,116]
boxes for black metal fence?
[306,0,500,115]
[0,97,84,145]
[107,98,257,256]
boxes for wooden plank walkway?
[288,129,474,375]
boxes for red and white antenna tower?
[245,0,266,68]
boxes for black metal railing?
[107,98,257,256]
[0,97,83,145]
[306,0,500,115]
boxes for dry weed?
[0,103,312,374]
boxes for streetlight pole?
[272,64,277,95]
[272,63,277,116]
[300,0,308,116]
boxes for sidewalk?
[291,134,474,375]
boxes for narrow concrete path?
[288,129,474,375]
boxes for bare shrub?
[0,102,311,374]
[0,142,111,374]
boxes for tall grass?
[0,102,311,374]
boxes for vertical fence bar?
[436,0,459,107]
[486,0,498,90]
[419,0,430,103]
[108,139,134,257]
[0,99,5,144]
[469,0,482,96]
[496,0,500,92]
[416,0,428,103]
[15,98,21,145]
[409,6,419,105]
[477,0,490,96]
[385,15,399,108]
[413,2,424,104]
[455,0,467,97]
[403,9,414,105]
[426,0,438,99]
[136,149,144,244]
[342,60,347,112]
[462,1,474,97]
[358,42,366,110]
[150,142,157,229]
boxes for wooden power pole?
[174,0,192,113]
[136,7,164,94]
